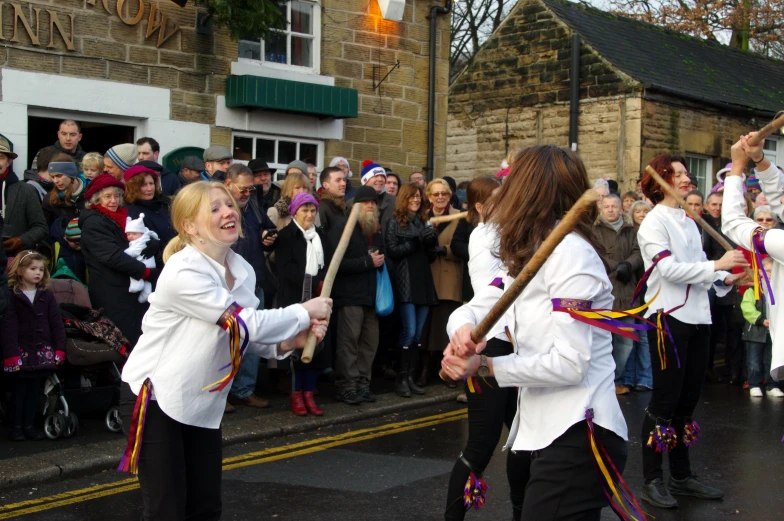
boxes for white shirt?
[637,204,730,324]
[447,233,627,451]
[722,173,784,380]
[467,223,507,341]
[122,245,311,429]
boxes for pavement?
[0,383,782,521]
[0,378,461,491]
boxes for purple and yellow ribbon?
[586,409,648,521]
[202,303,250,393]
[118,378,152,475]
[463,472,488,510]
[751,227,775,305]
[632,250,671,305]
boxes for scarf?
[274,196,291,218]
[601,214,624,233]
[320,189,346,212]
[94,204,129,232]
[293,219,324,276]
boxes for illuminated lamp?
[378,0,405,22]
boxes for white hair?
[86,186,124,209]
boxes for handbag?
[375,262,395,316]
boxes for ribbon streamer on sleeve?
[631,250,671,305]
[751,227,775,305]
[118,378,152,475]
[202,303,250,393]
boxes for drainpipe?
[426,0,452,181]
[569,33,580,151]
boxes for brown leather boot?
[229,393,270,408]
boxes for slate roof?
[543,0,784,115]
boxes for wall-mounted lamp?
[378,0,405,22]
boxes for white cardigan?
[467,223,507,341]
[447,233,627,452]
[637,204,730,324]
[122,245,310,429]
[722,173,784,380]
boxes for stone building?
[447,0,784,193]
[0,0,448,181]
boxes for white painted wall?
[216,95,344,141]
[0,69,211,172]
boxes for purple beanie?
[289,192,319,216]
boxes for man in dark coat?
[30,120,86,173]
[330,186,385,405]
[79,174,154,346]
[249,159,281,212]
[593,193,642,395]
[223,164,279,410]
[136,159,180,198]
[0,139,48,256]
[176,156,206,190]
[348,162,396,243]
[0,219,7,318]
[318,166,347,235]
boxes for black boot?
[395,348,411,398]
[407,347,425,395]
[416,349,430,387]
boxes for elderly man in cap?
[177,156,206,188]
[0,137,48,255]
[249,158,281,211]
[349,161,396,241]
[203,145,233,179]
[329,185,385,405]
[103,143,137,181]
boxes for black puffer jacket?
[126,198,176,249]
[328,220,384,309]
[385,214,438,306]
[79,208,151,346]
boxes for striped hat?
[360,161,386,185]
[105,143,137,173]
[65,218,81,243]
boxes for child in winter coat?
[741,257,784,398]
[123,214,160,303]
[2,250,66,441]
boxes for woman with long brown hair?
[635,154,748,509]
[124,165,176,248]
[385,183,438,397]
[442,145,629,520]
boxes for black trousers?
[511,421,627,521]
[136,399,223,521]
[10,376,42,429]
[642,315,710,482]
[708,303,743,377]
[444,339,518,521]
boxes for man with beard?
[350,161,396,242]
[330,186,385,405]
[249,159,280,211]
[223,164,279,411]
[319,166,347,235]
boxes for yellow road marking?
[0,408,467,519]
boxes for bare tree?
[450,0,516,82]
[604,0,784,58]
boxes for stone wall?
[447,0,642,187]
[320,0,449,179]
[0,0,233,142]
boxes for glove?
[2,237,23,253]
[55,351,66,365]
[419,226,437,246]
[434,246,447,257]
[615,262,632,284]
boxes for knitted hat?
[329,156,353,178]
[125,214,149,235]
[105,143,137,172]
[49,162,79,179]
[354,185,377,203]
[65,218,81,243]
[85,173,125,201]
[747,174,760,189]
[288,192,319,216]
[286,160,309,176]
[123,164,158,183]
[360,161,386,185]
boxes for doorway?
[27,116,136,168]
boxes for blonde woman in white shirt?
[442,145,630,521]
[636,155,747,509]
[119,182,332,521]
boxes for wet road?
[0,384,781,521]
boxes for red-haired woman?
[636,154,747,509]
[442,145,628,520]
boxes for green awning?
[225,75,358,119]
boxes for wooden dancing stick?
[645,165,754,279]
[300,203,362,363]
[429,211,468,225]
[747,112,784,147]
[439,189,599,382]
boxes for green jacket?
[740,289,769,343]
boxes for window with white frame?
[237,1,320,71]
[684,153,713,196]
[763,136,780,164]
[232,132,323,183]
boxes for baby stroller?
[42,279,129,439]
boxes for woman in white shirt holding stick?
[119,182,332,521]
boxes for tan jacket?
[430,207,464,302]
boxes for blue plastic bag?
[376,262,394,316]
